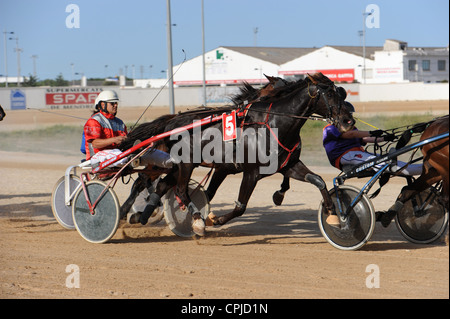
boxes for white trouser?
[90,148,173,169]
[340,150,422,175]
[90,149,128,167]
[140,148,174,169]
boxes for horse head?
[306,73,355,133]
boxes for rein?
[237,107,329,122]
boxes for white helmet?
[95,90,120,107]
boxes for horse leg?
[284,161,338,225]
[173,163,195,207]
[380,164,441,227]
[120,173,148,219]
[273,175,290,206]
[273,147,300,205]
[172,163,207,236]
[205,168,229,202]
[427,153,449,210]
[212,170,259,226]
[136,171,177,225]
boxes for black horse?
[121,73,355,233]
[118,76,287,218]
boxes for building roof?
[329,46,382,59]
[222,45,383,65]
[222,46,317,65]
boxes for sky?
[0,0,448,81]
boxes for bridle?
[237,80,344,124]
[307,81,343,125]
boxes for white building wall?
[279,46,374,83]
[173,47,279,85]
[359,82,449,101]
[372,50,405,83]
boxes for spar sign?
[45,87,102,109]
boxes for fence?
[0,82,448,110]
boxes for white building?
[173,46,313,86]
[170,39,448,86]
[0,76,27,85]
[371,39,450,83]
[279,45,380,83]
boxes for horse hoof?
[212,216,225,226]
[325,214,341,227]
[192,217,206,236]
[272,191,285,206]
[380,210,396,228]
[205,212,216,226]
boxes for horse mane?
[230,81,260,106]
[260,72,332,103]
[164,105,235,132]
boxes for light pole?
[31,55,38,77]
[3,30,14,87]
[70,63,74,86]
[166,0,175,114]
[362,11,372,84]
[201,0,207,106]
[9,37,23,86]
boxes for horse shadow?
[202,203,445,251]
[0,192,54,221]
[205,203,324,242]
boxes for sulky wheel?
[318,185,376,251]
[72,180,120,244]
[395,186,449,244]
[164,180,210,237]
[51,174,81,229]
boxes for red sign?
[45,92,99,105]
[222,111,237,141]
[279,69,355,82]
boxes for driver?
[83,90,206,236]
[84,90,127,161]
[322,101,423,226]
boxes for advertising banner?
[279,69,355,82]
[45,87,102,109]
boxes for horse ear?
[264,74,275,83]
[307,73,318,84]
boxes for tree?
[54,73,69,86]
[23,74,39,87]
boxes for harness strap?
[237,103,301,171]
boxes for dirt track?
[0,102,449,300]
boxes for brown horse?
[380,115,449,227]
[122,73,355,234]
[0,105,6,121]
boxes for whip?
[129,49,187,132]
